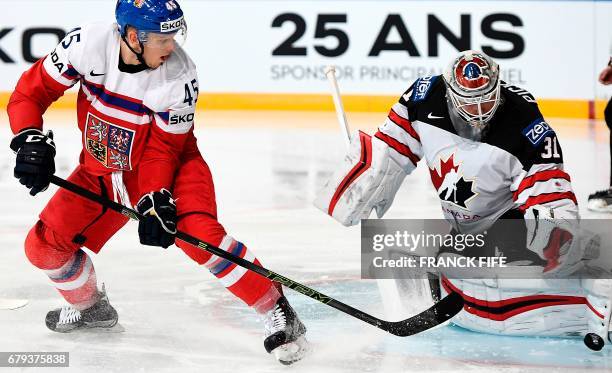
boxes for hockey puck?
[584,333,605,351]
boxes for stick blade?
[384,292,464,337]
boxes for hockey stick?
[49,174,462,336]
[324,66,351,148]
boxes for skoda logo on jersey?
[454,56,490,91]
[160,16,184,32]
[169,112,194,125]
[168,107,195,131]
[429,154,478,210]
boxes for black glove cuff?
[10,128,56,154]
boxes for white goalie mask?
[443,50,501,129]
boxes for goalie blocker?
[314,131,409,226]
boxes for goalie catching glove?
[10,128,56,196]
[314,131,408,226]
[524,205,599,276]
[136,188,177,248]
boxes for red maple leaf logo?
[429,154,459,190]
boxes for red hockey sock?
[25,221,100,310]
[202,236,281,309]
[44,249,99,310]
[176,214,282,311]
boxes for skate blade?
[54,321,124,334]
[83,319,123,333]
[272,335,310,365]
[69,323,125,334]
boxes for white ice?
[0,110,611,372]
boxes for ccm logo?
[169,112,194,125]
[26,134,55,147]
[161,17,184,32]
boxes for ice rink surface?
[1,110,611,372]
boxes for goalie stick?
[49,174,462,336]
[324,66,351,149]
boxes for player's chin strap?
[120,34,150,69]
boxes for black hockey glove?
[9,128,56,196]
[136,188,177,249]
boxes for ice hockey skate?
[263,296,309,365]
[45,286,118,333]
[588,188,612,212]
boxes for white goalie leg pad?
[314,131,408,226]
[442,278,589,337]
[581,279,612,342]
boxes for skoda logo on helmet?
[454,55,491,91]
[160,16,184,32]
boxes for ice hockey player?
[587,55,612,212]
[7,0,307,364]
[315,50,611,349]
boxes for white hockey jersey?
[8,22,199,193]
[379,75,578,231]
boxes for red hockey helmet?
[443,50,501,128]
